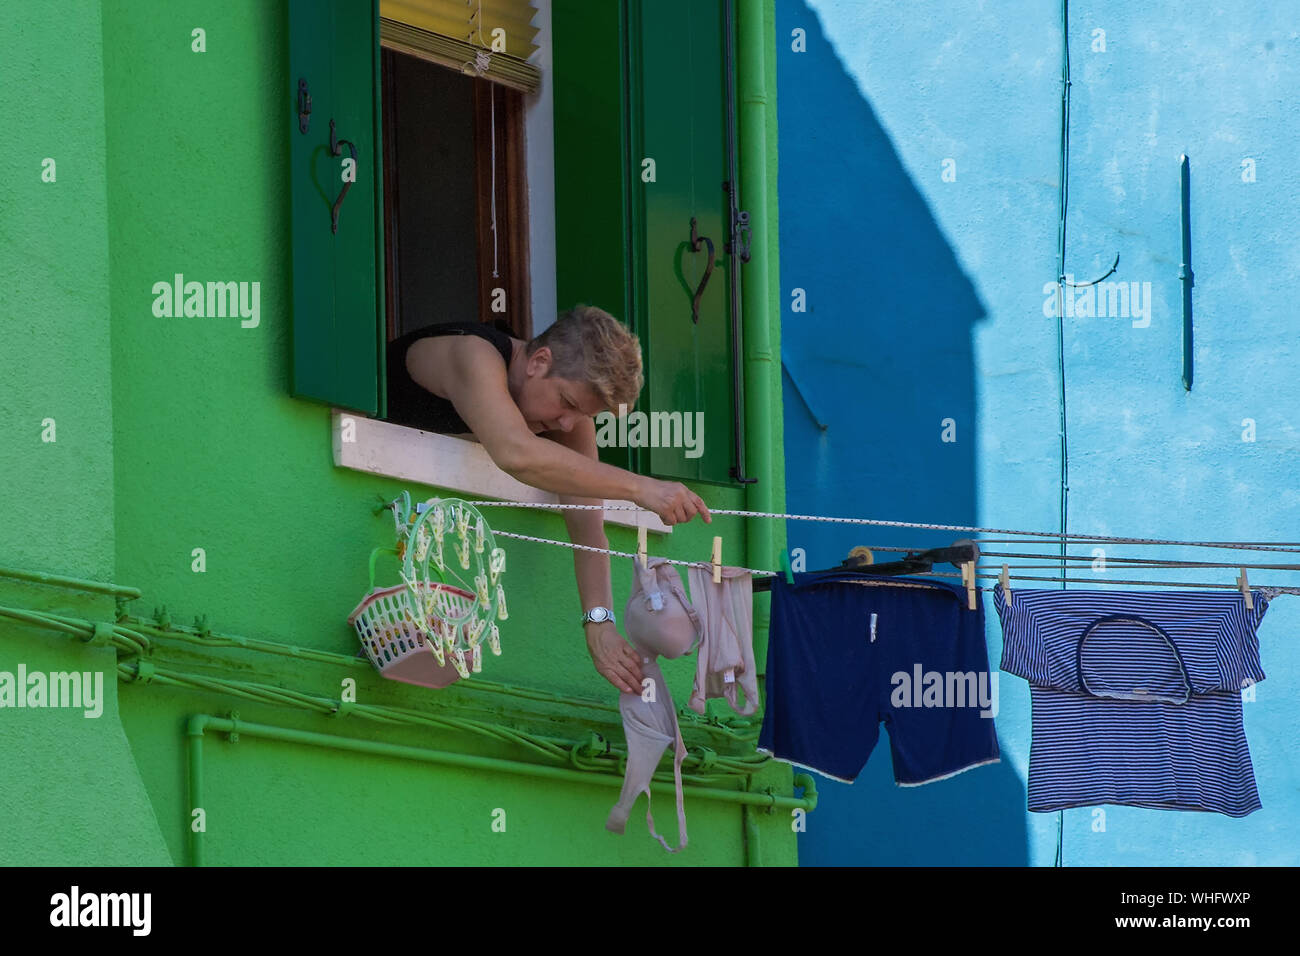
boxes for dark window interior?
[380,47,531,344]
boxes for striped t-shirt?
[992,585,1269,817]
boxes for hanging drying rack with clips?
[753,538,1300,613]
[752,540,983,601]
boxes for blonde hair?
[526,304,644,411]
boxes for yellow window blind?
[380,0,541,93]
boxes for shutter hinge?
[722,180,752,263]
[734,209,752,263]
[297,78,312,134]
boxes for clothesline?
[489,527,769,575]
[980,558,1300,571]
[447,499,1300,596]
[911,569,1297,597]
[465,500,1300,554]
[840,545,1300,572]
[976,536,1300,550]
[482,528,1300,598]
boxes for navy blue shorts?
[759,571,1001,785]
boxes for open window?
[286,0,539,421]
[379,44,532,425]
[380,48,531,342]
[288,0,661,530]
[288,0,743,496]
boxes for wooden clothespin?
[961,560,976,610]
[636,524,648,569]
[711,536,723,584]
[1000,564,1012,605]
[1238,568,1253,610]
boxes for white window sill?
[331,410,670,535]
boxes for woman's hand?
[585,621,644,694]
[634,476,712,526]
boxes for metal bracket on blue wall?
[1179,154,1194,391]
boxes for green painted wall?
[1,0,116,582]
[0,0,174,866]
[0,0,797,865]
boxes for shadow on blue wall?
[777,2,1027,864]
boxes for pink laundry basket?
[347,546,477,689]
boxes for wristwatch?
[580,606,616,626]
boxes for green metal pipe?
[743,767,761,866]
[0,605,151,657]
[792,773,817,808]
[6,597,795,862]
[186,713,815,865]
[738,0,778,674]
[0,598,763,777]
[0,565,141,599]
[0,604,92,638]
[187,716,206,867]
[742,773,820,867]
[125,613,765,740]
[737,0,781,870]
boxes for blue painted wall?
[775,0,1300,865]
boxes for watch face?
[588,607,609,623]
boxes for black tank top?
[386,320,517,434]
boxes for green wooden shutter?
[553,0,736,483]
[551,0,634,472]
[629,0,734,484]
[288,0,386,416]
